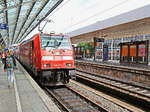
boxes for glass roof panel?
[0,0,63,45]
[0,14,3,21]
[21,0,59,40]
[15,0,45,39]
[0,6,4,12]
[16,0,48,41]
[7,0,20,7]
[19,0,58,42]
[13,3,33,43]
[0,1,5,12]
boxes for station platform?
[80,58,150,70]
[0,61,61,112]
[76,59,150,87]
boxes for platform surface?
[76,59,150,71]
[0,61,61,112]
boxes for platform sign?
[94,37,104,42]
[4,48,8,51]
[0,23,8,29]
[103,44,108,61]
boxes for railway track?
[75,60,150,88]
[45,85,107,112]
[45,86,105,112]
[45,82,134,112]
[76,60,150,74]
[76,69,150,99]
[75,69,150,110]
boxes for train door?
[34,36,40,70]
[29,41,33,66]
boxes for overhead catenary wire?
[65,0,130,30]
[35,0,71,33]
[47,0,71,18]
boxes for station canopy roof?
[0,0,63,46]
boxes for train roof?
[67,4,150,37]
[21,33,67,45]
[33,33,64,36]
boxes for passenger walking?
[4,51,16,88]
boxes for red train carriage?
[13,43,20,59]
[19,33,75,86]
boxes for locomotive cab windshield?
[40,34,72,50]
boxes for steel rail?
[76,69,150,101]
[45,88,71,112]
[75,60,150,75]
[76,68,150,91]
[65,85,109,112]
[45,86,108,112]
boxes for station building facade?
[68,5,150,65]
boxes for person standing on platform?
[1,51,6,64]
[4,51,16,88]
[0,51,2,63]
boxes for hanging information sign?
[0,23,8,29]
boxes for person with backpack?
[4,51,16,88]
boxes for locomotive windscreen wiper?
[43,39,59,48]
[55,35,64,48]
[43,41,54,48]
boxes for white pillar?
[143,34,146,40]
[102,42,104,60]
[111,39,113,60]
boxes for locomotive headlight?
[66,63,72,67]
[43,64,51,67]
[63,56,72,60]
[42,56,53,60]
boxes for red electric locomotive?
[19,33,75,86]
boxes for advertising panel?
[130,44,136,56]
[138,44,146,57]
[95,47,102,59]
[122,45,128,56]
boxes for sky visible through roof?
[26,0,150,40]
